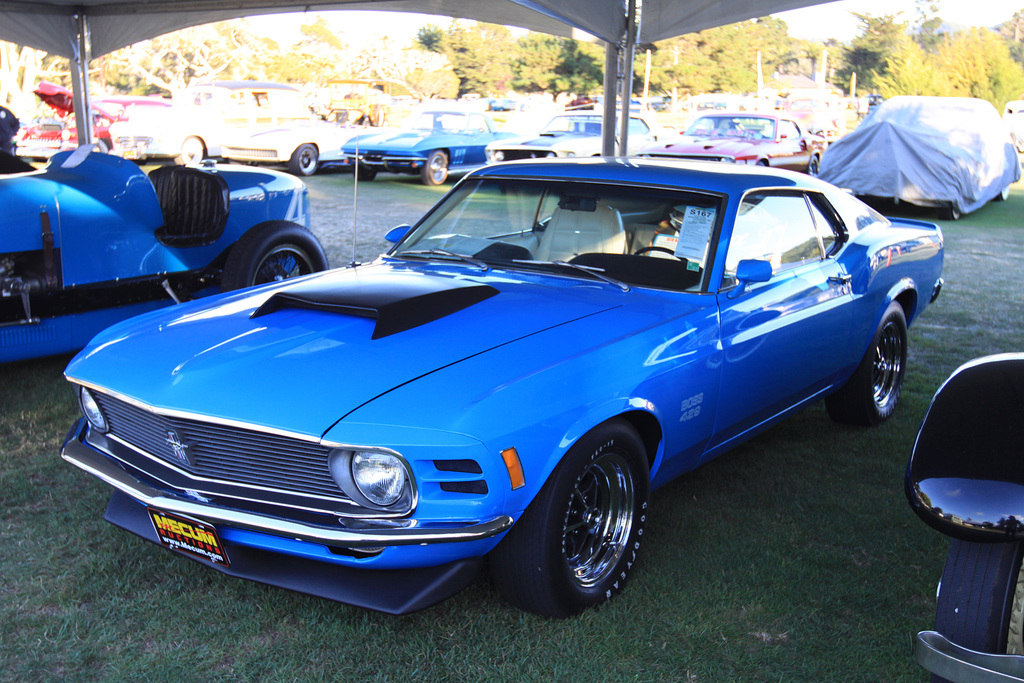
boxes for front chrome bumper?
[61,424,513,549]
[915,630,1024,682]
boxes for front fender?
[906,354,1024,542]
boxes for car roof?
[469,157,827,196]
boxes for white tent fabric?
[0,0,834,58]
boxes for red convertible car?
[638,112,826,175]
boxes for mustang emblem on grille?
[165,429,194,466]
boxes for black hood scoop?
[250,273,499,339]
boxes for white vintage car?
[222,119,382,176]
[485,111,660,162]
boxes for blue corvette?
[339,108,515,185]
[61,158,944,616]
[1,147,327,363]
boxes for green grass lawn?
[1,181,1022,682]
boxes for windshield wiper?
[394,249,490,272]
[513,259,630,292]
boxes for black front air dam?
[103,490,483,615]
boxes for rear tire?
[288,144,319,176]
[420,150,449,185]
[490,419,649,617]
[356,165,377,181]
[826,301,907,426]
[222,221,328,291]
[175,136,205,166]
[931,539,1024,682]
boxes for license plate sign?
[148,508,230,567]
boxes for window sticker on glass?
[671,206,716,265]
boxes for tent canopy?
[0,0,833,59]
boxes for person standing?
[0,106,19,155]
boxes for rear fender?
[906,354,1024,541]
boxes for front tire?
[490,419,649,617]
[826,301,907,425]
[175,136,205,166]
[221,221,328,291]
[931,539,1024,683]
[288,144,319,176]
[807,154,820,176]
[420,150,449,185]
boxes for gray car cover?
[818,96,1021,215]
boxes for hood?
[349,130,436,152]
[34,81,74,113]
[66,263,621,438]
[496,132,591,150]
[651,136,758,157]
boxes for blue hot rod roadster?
[1,146,327,363]
[61,158,944,616]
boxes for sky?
[247,1,1022,44]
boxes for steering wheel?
[634,246,679,258]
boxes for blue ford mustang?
[61,158,944,616]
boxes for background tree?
[837,13,912,92]
[441,22,515,96]
[933,27,1024,107]
[998,10,1024,67]
[913,0,944,53]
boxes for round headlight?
[351,452,407,507]
[493,150,504,162]
[79,387,108,432]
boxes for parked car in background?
[222,119,383,176]
[1004,100,1024,153]
[818,96,1021,220]
[16,81,170,160]
[339,108,514,185]
[784,97,845,139]
[906,354,1024,683]
[485,111,658,162]
[112,81,312,165]
[0,146,327,363]
[61,158,943,617]
[637,112,826,175]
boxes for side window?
[469,114,488,133]
[779,120,800,139]
[806,194,843,255]
[628,118,651,136]
[723,192,824,285]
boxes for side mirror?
[385,224,412,244]
[728,259,773,298]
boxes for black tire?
[221,221,328,291]
[175,136,205,166]
[938,203,961,221]
[490,418,649,617]
[356,165,377,181]
[931,539,1024,683]
[95,138,111,154]
[420,150,449,185]
[825,301,907,426]
[995,184,1011,201]
[807,154,820,176]
[288,144,319,176]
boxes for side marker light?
[501,447,526,490]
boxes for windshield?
[392,178,722,292]
[410,112,469,133]
[685,115,776,140]
[540,115,603,136]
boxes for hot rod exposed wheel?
[825,301,907,426]
[288,144,319,176]
[930,539,1024,682]
[222,221,328,291]
[490,419,649,617]
[420,150,449,186]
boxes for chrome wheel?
[177,136,205,165]
[563,451,635,587]
[421,150,449,185]
[252,245,317,285]
[872,319,904,413]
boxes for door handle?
[828,274,852,286]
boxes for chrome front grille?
[223,146,277,159]
[94,393,344,500]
